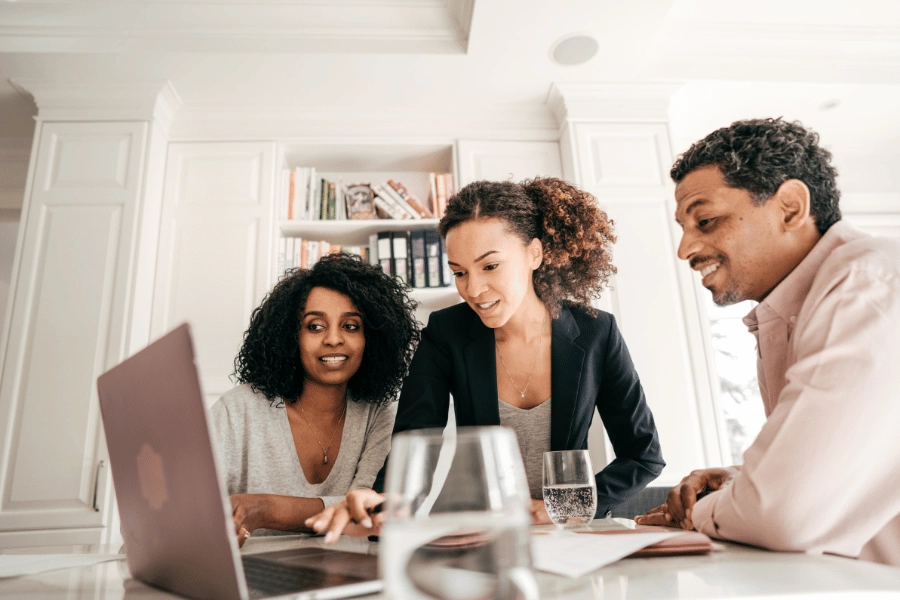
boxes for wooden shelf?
[279,219,441,246]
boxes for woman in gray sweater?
[212,253,419,545]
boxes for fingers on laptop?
[305,489,385,544]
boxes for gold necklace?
[297,400,346,465]
[496,311,547,400]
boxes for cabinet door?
[568,122,726,482]
[456,141,562,186]
[151,143,276,406]
[0,121,147,536]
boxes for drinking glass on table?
[379,426,538,600]
[542,450,598,527]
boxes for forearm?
[595,456,664,515]
[256,495,326,532]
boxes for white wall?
[0,214,20,340]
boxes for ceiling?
[2,0,900,159]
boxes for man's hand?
[230,494,271,548]
[530,499,553,525]
[305,488,385,544]
[634,467,738,530]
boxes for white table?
[2,521,900,600]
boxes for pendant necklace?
[297,399,346,465]
[496,310,547,399]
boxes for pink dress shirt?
[691,221,900,566]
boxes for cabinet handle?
[92,460,106,512]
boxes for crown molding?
[547,82,683,126]
[8,80,182,130]
[168,103,559,141]
[0,0,472,54]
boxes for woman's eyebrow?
[447,250,499,267]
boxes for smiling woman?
[210,253,419,547]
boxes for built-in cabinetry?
[151,139,566,408]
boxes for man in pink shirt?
[636,118,900,566]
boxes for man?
[635,118,900,566]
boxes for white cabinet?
[151,142,277,407]
[0,121,152,545]
[562,121,727,483]
[456,140,563,185]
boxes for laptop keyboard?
[242,554,363,597]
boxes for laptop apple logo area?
[136,443,169,511]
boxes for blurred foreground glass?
[542,450,597,527]
[380,427,538,600]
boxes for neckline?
[280,398,353,487]
[498,397,552,413]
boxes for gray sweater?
[211,384,396,511]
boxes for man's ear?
[774,179,812,232]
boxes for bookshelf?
[277,141,461,323]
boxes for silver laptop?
[96,323,382,600]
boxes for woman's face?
[298,286,366,387]
[445,217,543,329]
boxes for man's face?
[674,165,787,305]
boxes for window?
[705,297,766,465]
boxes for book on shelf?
[428,172,455,218]
[280,167,439,222]
[376,231,393,276]
[277,237,368,274]
[392,231,409,285]
[424,229,442,288]
[409,230,428,288]
[388,179,433,218]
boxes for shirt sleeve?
[210,396,244,496]
[594,315,665,514]
[341,401,397,498]
[692,262,900,557]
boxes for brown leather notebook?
[576,528,714,557]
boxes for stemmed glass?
[542,450,598,528]
[379,426,538,600]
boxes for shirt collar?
[743,220,867,328]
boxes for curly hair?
[670,118,841,234]
[233,253,420,405]
[438,177,617,318]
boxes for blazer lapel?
[463,313,500,426]
[550,306,585,450]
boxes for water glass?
[542,450,598,526]
[379,426,538,600]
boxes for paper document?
[531,530,684,578]
[0,554,124,579]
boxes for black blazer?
[384,302,665,516]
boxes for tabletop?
[1,520,899,600]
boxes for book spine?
[392,232,409,284]
[287,170,296,221]
[296,167,308,222]
[388,179,433,218]
[440,235,453,287]
[306,167,317,220]
[425,230,441,288]
[372,184,412,220]
[327,182,336,220]
[372,193,407,220]
[300,239,308,270]
[377,232,393,275]
[380,182,420,219]
[277,236,286,277]
[428,172,439,217]
[435,174,447,218]
[410,230,427,288]
[368,233,379,265]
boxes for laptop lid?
[97,323,249,600]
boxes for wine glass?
[542,450,598,527]
[379,426,538,600]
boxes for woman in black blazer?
[308,177,663,540]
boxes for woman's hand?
[230,494,271,548]
[529,498,553,525]
[305,488,385,544]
